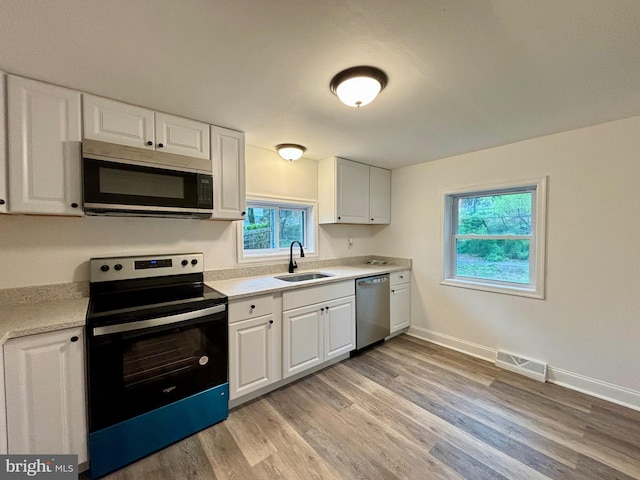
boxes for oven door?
[83,157,213,217]
[87,304,227,432]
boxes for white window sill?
[441,277,544,299]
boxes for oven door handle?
[92,304,226,336]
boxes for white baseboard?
[407,326,496,363]
[547,367,640,411]
[406,326,640,412]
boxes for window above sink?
[237,195,318,264]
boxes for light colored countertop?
[0,297,89,344]
[207,264,409,300]
[0,259,411,343]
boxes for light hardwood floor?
[96,335,640,479]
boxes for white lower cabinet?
[0,71,8,213]
[231,274,408,406]
[323,297,356,360]
[3,327,87,464]
[282,305,323,377]
[228,295,281,400]
[229,314,280,400]
[282,281,355,379]
[390,270,411,332]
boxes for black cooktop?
[87,273,227,324]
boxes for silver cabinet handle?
[93,304,226,336]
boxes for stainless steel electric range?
[85,253,228,478]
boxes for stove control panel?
[134,259,173,270]
[90,253,204,282]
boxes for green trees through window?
[243,205,306,251]
[444,178,546,298]
[454,191,534,284]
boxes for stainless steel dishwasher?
[355,274,390,352]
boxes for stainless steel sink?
[274,272,333,282]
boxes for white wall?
[246,145,382,260]
[0,213,236,289]
[246,146,318,200]
[0,145,379,289]
[374,116,640,401]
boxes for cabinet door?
[0,72,7,213]
[8,76,82,215]
[369,166,391,224]
[324,296,356,360]
[390,283,411,332]
[155,113,210,159]
[229,314,280,400]
[282,304,322,378]
[336,158,369,223]
[210,126,246,220]
[83,94,154,149]
[4,327,87,463]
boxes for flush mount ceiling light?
[330,66,388,108]
[276,143,307,161]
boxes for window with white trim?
[442,178,547,298]
[237,197,317,263]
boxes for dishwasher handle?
[357,276,389,287]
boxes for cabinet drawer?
[390,270,410,286]
[283,280,355,311]
[229,295,273,323]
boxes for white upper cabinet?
[8,75,82,215]
[210,126,246,220]
[369,166,391,224]
[83,94,154,149]
[318,156,391,224]
[337,158,370,223]
[83,94,210,159]
[155,113,210,159]
[0,72,8,213]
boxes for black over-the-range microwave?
[82,139,213,219]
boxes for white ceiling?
[1,0,640,169]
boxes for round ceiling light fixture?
[330,66,388,108]
[276,143,307,161]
